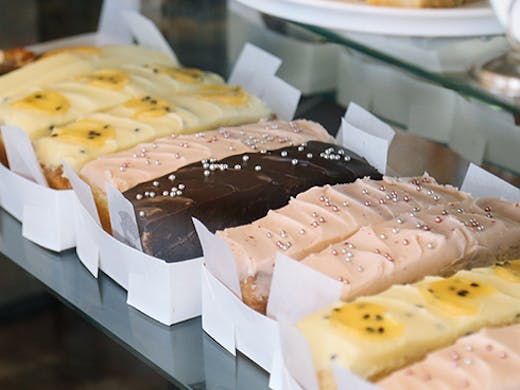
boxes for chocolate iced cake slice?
[123,141,381,262]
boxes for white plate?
[234,0,504,37]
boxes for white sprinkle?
[152,181,159,187]
[306,153,313,159]
[178,184,185,190]
[135,194,143,200]
[138,211,145,217]
[379,233,387,240]
[203,170,210,177]
[254,165,262,172]
[168,174,176,181]
[234,164,241,170]
[242,155,249,162]
[291,159,298,166]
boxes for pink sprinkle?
[423,225,431,231]
[416,185,422,191]
[311,221,319,228]
[452,361,460,368]
[175,153,181,159]
[319,217,326,223]
[484,206,491,212]
[375,249,381,254]
[404,369,414,376]
[331,249,338,256]
[485,344,493,352]
[499,351,508,359]
[402,239,409,246]
[319,195,325,202]
[442,209,448,215]
[451,351,460,361]
[364,200,371,207]
[403,195,410,202]
[423,373,431,382]
[379,198,386,204]
[332,205,339,212]
[435,216,442,223]
[460,379,470,388]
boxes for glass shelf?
[292,23,520,117]
[0,208,268,390]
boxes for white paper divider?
[99,0,140,43]
[267,253,342,323]
[332,365,381,390]
[262,76,300,121]
[106,182,143,251]
[123,11,179,63]
[277,321,319,390]
[1,126,48,186]
[229,43,282,95]
[229,43,301,120]
[193,218,242,298]
[461,163,520,202]
[336,103,395,174]
[201,266,280,373]
[62,163,100,226]
[0,163,75,251]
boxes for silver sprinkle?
[135,194,143,200]
[149,192,155,198]
[154,160,161,166]
[178,184,185,190]
[138,211,145,217]
[203,163,209,169]
[168,174,176,181]
[362,189,369,195]
[152,143,158,149]
[427,243,434,249]
[298,146,304,152]
[152,181,159,187]
[416,222,423,228]
[347,243,354,249]
[260,149,267,154]
[132,153,138,158]
[242,155,250,162]
[266,232,273,238]
[312,212,319,217]
[379,233,387,240]
[203,170,210,177]
[457,208,464,214]
[234,164,241,170]
[280,230,287,238]
[281,151,288,157]
[299,229,306,235]
[463,358,472,366]
[254,165,262,172]
[176,190,182,196]
[342,201,349,207]
[228,146,235,151]
[291,159,298,166]
[392,227,400,234]
[306,153,313,159]
[344,156,351,162]
[119,166,126,172]
[169,191,176,197]
[346,252,353,258]
[465,345,473,352]
[397,218,405,224]
[357,265,364,272]
[162,191,169,196]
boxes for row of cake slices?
[0,44,271,186]
[296,259,520,389]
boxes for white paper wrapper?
[229,42,300,121]
[336,102,395,175]
[461,163,520,202]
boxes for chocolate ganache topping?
[124,141,382,262]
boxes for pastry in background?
[366,0,468,8]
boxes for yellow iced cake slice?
[296,260,520,387]
[0,45,175,98]
[0,62,226,139]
